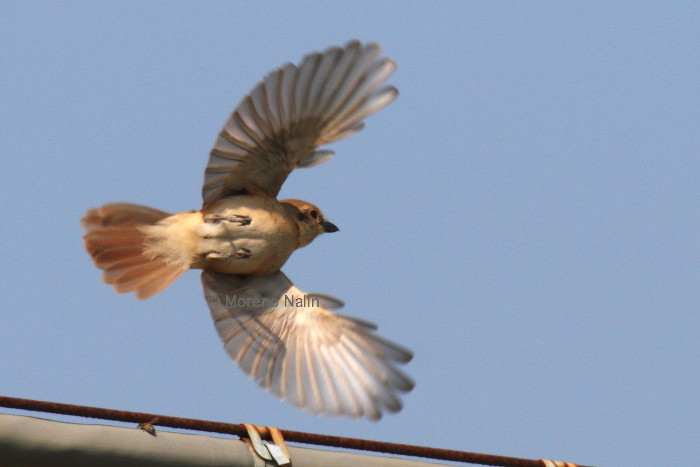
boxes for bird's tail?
[81,203,189,300]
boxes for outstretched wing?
[201,270,414,420]
[202,40,397,204]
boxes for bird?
[81,41,414,420]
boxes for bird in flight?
[81,41,414,420]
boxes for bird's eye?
[309,210,318,219]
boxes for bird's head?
[281,199,339,248]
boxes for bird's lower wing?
[201,270,414,420]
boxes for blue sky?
[1,3,698,466]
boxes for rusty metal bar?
[0,395,593,467]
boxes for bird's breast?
[194,196,298,276]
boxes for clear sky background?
[1,3,698,466]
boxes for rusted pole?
[0,395,593,467]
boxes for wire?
[0,395,592,467]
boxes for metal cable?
[0,395,593,467]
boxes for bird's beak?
[320,221,339,233]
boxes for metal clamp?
[541,460,580,467]
[243,423,291,466]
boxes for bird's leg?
[203,213,252,226]
[205,247,252,260]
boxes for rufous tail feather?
[81,203,187,299]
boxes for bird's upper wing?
[202,40,397,204]
[201,270,414,420]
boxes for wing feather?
[202,41,397,204]
[201,270,413,420]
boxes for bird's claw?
[203,214,252,226]
[206,247,251,260]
